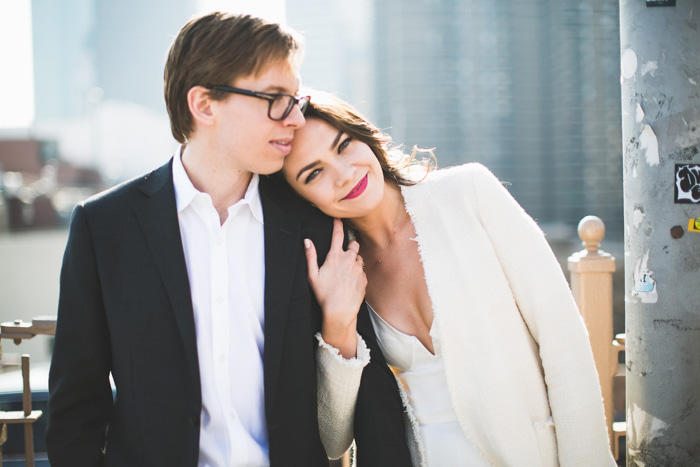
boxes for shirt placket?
[210,219,235,459]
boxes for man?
[46,12,336,465]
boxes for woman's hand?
[305,218,367,358]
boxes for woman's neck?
[348,181,407,251]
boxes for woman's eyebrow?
[331,130,344,150]
[296,160,320,181]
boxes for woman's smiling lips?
[342,174,368,200]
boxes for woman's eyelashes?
[304,168,321,184]
[337,137,352,154]
[303,137,353,184]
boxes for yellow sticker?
[688,218,700,233]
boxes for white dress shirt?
[172,148,269,466]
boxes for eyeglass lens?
[270,95,295,120]
[269,95,310,121]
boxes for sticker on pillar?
[632,251,658,303]
[674,164,700,204]
[689,218,700,233]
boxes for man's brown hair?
[164,12,302,143]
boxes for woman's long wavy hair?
[302,90,436,186]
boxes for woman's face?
[282,118,385,219]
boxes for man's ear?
[187,86,216,128]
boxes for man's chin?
[256,161,285,176]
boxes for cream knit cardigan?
[317,163,616,466]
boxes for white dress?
[367,305,490,467]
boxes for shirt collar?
[243,173,264,225]
[172,145,264,224]
[172,145,199,214]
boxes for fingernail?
[304,239,311,249]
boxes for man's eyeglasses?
[206,85,311,121]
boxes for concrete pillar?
[620,0,700,464]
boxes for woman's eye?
[305,168,321,184]
[338,137,352,154]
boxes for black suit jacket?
[354,303,412,466]
[46,159,339,466]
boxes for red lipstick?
[342,174,368,200]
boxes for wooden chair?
[0,317,56,466]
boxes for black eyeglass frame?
[206,85,310,121]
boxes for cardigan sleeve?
[467,164,615,466]
[316,332,370,459]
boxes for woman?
[281,92,615,466]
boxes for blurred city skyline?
[0,0,285,130]
[0,0,287,180]
[1,0,624,239]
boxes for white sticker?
[622,49,638,80]
[640,125,660,166]
[632,250,658,303]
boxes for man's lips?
[271,138,293,155]
[342,174,368,200]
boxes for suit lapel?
[133,159,200,391]
[259,177,303,418]
[356,302,396,379]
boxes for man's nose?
[283,103,306,128]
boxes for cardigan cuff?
[315,331,370,371]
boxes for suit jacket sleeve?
[469,164,614,466]
[46,203,114,466]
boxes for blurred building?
[32,0,197,121]
[30,0,192,181]
[286,0,376,118]
[291,1,622,241]
[0,139,102,230]
[372,0,623,240]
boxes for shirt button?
[216,237,223,246]
[216,296,223,305]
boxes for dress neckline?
[366,302,436,357]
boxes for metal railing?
[0,317,56,466]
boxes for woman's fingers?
[304,218,367,327]
[329,218,345,253]
[304,238,319,283]
[347,240,360,257]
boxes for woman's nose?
[334,162,355,187]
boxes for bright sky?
[0,0,284,129]
[0,0,34,128]
[199,0,285,23]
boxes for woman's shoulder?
[422,162,496,187]
[402,162,494,207]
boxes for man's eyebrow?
[260,85,296,94]
[296,161,320,181]
[331,130,344,151]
